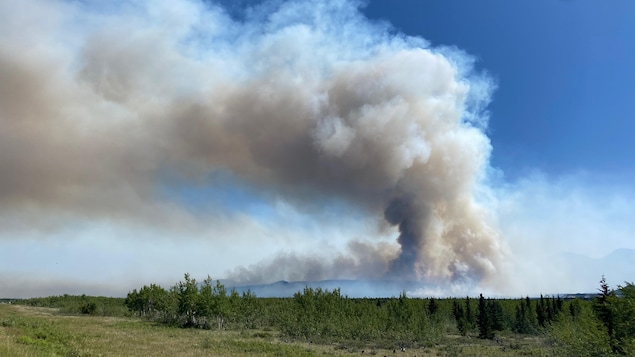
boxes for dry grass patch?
[0,304,554,357]
[0,304,362,356]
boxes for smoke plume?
[0,0,504,288]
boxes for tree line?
[19,274,635,355]
[121,274,635,354]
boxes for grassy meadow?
[0,302,553,357]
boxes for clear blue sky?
[363,0,635,180]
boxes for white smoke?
[0,0,510,295]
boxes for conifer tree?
[593,276,616,350]
[568,299,581,321]
[536,295,546,327]
[488,300,504,332]
[525,296,537,327]
[428,297,439,315]
[513,297,535,334]
[477,294,493,339]
[546,296,554,323]
[465,296,475,328]
[452,300,467,335]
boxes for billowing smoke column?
[0,0,503,285]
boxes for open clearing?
[0,304,551,356]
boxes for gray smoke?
[0,0,504,287]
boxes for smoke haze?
[0,0,512,296]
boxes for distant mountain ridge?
[558,248,635,289]
[220,249,635,298]
[223,279,429,298]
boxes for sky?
[1,0,634,298]
[363,0,635,178]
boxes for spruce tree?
[513,297,534,334]
[477,294,493,339]
[466,296,475,328]
[428,297,439,315]
[488,300,504,332]
[555,295,563,313]
[546,296,554,323]
[452,300,467,335]
[593,276,616,350]
[536,295,546,327]
[568,299,581,321]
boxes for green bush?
[548,305,611,357]
[81,302,97,315]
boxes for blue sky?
[1,0,634,298]
[363,0,635,179]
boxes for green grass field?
[0,303,555,357]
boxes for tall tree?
[593,276,623,353]
[488,300,504,332]
[536,295,547,328]
[613,282,635,354]
[177,273,198,327]
[513,297,535,334]
[452,300,467,335]
[197,276,214,328]
[124,289,143,317]
[213,279,229,330]
[465,296,475,328]
[428,297,439,316]
[477,294,493,339]
[593,276,615,340]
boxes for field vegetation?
[1,275,633,356]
